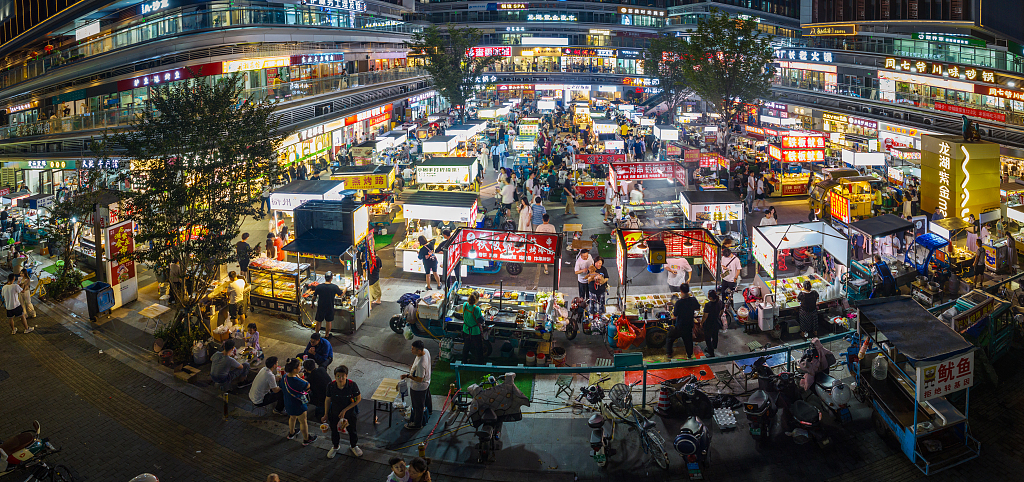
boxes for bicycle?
[605,381,670,470]
[21,463,79,481]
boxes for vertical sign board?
[702,231,718,282]
[105,220,138,309]
[915,351,974,402]
[830,189,851,224]
[920,135,1000,221]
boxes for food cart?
[679,190,744,233]
[330,165,398,231]
[390,226,563,358]
[765,133,825,196]
[613,227,722,348]
[907,233,952,307]
[415,156,479,192]
[280,199,371,332]
[268,180,347,243]
[395,191,478,273]
[751,222,850,338]
[853,297,980,475]
[847,215,916,299]
[571,153,624,201]
[422,135,459,157]
[248,257,313,316]
[929,217,976,277]
[826,176,883,227]
[932,289,1013,368]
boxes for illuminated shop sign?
[408,91,436,103]
[774,49,833,63]
[495,2,528,10]
[299,0,367,12]
[775,61,837,73]
[622,77,659,87]
[934,102,1006,123]
[975,85,1024,102]
[878,70,974,92]
[506,27,525,32]
[290,53,344,65]
[822,112,877,130]
[345,104,393,126]
[589,29,611,36]
[884,57,996,83]
[912,33,986,47]
[618,49,641,59]
[805,25,856,36]
[616,7,666,16]
[528,13,576,21]
[8,101,38,113]
[562,48,615,57]
[497,84,535,91]
[475,75,499,83]
[781,136,825,149]
[140,0,171,15]
[468,47,512,57]
[222,57,290,73]
[763,101,787,111]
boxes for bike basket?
[609,383,632,410]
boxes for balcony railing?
[0,6,419,91]
[0,68,427,140]
[804,37,1024,76]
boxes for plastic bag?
[632,323,647,348]
[403,324,414,340]
[616,320,636,349]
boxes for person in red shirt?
[274,235,285,261]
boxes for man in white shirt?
[720,247,742,295]
[629,187,644,204]
[249,356,284,414]
[755,175,766,211]
[746,173,756,213]
[499,182,516,211]
[402,340,433,430]
[211,271,247,322]
[574,249,595,300]
[534,214,558,274]
[4,273,30,334]
[666,258,692,292]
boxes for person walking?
[461,292,485,364]
[588,256,609,313]
[746,171,756,212]
[517,198,533,232]
[4,273,31,334]
[534,214,557,274]
[323,365,363,458]
[701,290,723,357]
[666,283,700,359]
[499,180,516,212]
[796,280,820,337]
[530,196,546,230]
[367,253,382,307]
[418,236,441,290]
[402,340,432,430]
[236,233,252,276]
[760,209,778,226]
[17,268,35,318]
[720,247,742,295]
[563,178,578,216]
[973,238,986,288]
[754,174,767,211]
[281,358,318,446]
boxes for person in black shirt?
[702,290,724,357]
[418,235,440,290]
[368,253,382,306]
[322,365,363,458]
[667,283,701,359]
[236,233,252,276]
[588,256,610,313]
[796,281,820,336]
[307,273,346,337]
[303,359,332,420]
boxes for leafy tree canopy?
[407,24,502,123]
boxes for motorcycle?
[388,291,422,334]
[467,373,530,463]
[0,421,58,477]
[797,340,853,424]
[576,376,616,468]
[566,297,609,338]
[565,297,584,340]
[673,416,712,481]
[657,376,714,420]
[743,356,831,448]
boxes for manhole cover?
[0,370,9,383]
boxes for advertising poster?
[105,220,139,309]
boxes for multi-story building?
[0,0,440,193]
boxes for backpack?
[765,180,776,195]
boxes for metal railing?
[0,5,419,90]
[0,68,426,140]
[450,330,855,408]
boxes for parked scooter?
[388,291,422,334]
[797,339,853,423]
[743,356,831,448]
[673,416,712,481]
[0,421,58,477]
[577,376,616,468]
[467,373,530,463]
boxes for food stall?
[14,193,53,245]
[395,191,478,272]
[389,226,564,358]
[929,217,976,276]
[268,180,347,250]
[1000,181,1024,207]
[847,215,916,298]
[853,297,980,475]
[695,153,728,191]
[571,153,624,201]
[330,165,398,231]
[278,198,371,332]
[415,156,479,192]
[421,135,459,157]
[766,133,825,196]
[827,176,883,227]
[679,190,743,234]
[751,222,849,337]
[614,228,723,347]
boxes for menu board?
[454,229,560,264]
[621,230,704,258]
[830,189,850,224]
[703,231,718,280]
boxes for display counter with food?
[753,273,837,310]
[396,191,478,272]
[247,258,313,315]
[770,172,811,197]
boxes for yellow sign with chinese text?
[330,169,395,192]
[920,135,999,222]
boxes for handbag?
[285,376,310,405]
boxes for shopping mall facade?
[3,0,1024,193]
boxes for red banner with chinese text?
[610,161,683,181]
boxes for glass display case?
[247,258,312,315]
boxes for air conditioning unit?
[924,118,934,125]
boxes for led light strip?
[960,145,971,219]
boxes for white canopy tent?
[752,222,849,278]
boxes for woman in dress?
[281,358,318,446]
[517,198,532,232]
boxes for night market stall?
[394,191,478,273]
[329,164,399,232]
[847,214,917,298]
[415,156,479,192]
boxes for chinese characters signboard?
[416,165,472,184]
[774,49,834,63]
[884,57,995,84]
[830,189,850,224]
[805,25,856,36]
[610,161,682,181]
[299,0,367,12]
[915,351,974,402]
[104,220,139,308]
[781,136,825,149]
[467,46,512,57]
[453,229,560,265]
[920,135,1000,220]
[934,102,1006,122]
[333,174,390,190]
[621,230,704,259]
[575,153,625,164]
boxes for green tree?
[114,73,284,348]
[38,162,106,300]
[407,24,502,124]
[643,35,693,126]
[680,9,775,152]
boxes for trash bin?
[85,282,115,321]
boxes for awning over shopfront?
[850,214,914,238]
[269,180,346,212]
[399,191,478,223]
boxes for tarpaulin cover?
[851,214,914,238]
[854,297,974,364]
[282,229,352,256]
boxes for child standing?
[387,457,410,482]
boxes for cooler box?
[756,297,776,332]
